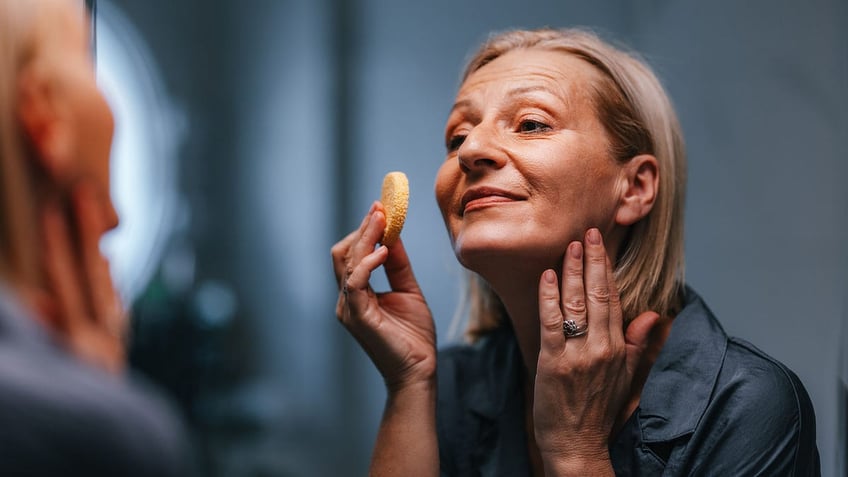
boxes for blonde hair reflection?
[0,0,41,288]
[0,0,81,289]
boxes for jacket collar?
[465,325,524,420]
[638,286,728,443]
[458,286,728,444]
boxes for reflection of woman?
[334,29,820,475]
[0,0,190,474]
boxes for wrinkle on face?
[435,48,625,269]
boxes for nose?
[457,123,507,174]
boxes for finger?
[42,203,88,334]
[331,202,378,286]
[606,254,623,339]
[624,311,661,380]
[538,269,565,355]
[382,237,422,294]
[71,183,122,333]
[346,209,387,276]
[561,241,587,342]
[342,245,389,325]
[334,210,379,321]
[583,228,611,347]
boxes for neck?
[481,260,553,381]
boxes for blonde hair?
[0,0,68,289]
[457,28,687,341]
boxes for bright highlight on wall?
[95,1,183,302]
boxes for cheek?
[85,89,115,183]
[434,161,458,219]
[100,94,115,146]
[529,157,620,231]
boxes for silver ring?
[562,319,588,338]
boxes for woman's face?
[42,0,117,230]
[435,48,624,271]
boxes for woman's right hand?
[332,203,436,392]
[38,182,127,374]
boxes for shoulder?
[0,335,192,475]
[685,337,820,475]
[715,337,817,437]
[650,287,820,474]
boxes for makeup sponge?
[380,171,409,246]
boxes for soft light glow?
[95,1,183,302]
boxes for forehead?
[457,48,600,102]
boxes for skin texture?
[15,0,125,373]
[333,48,667,476]
[436,50,622,274]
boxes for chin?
[452,226,559,276]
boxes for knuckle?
[565,264,583,278]
[563,297,586,315]
[343,277,355,293]
[330,242,346,259]
[592,343,615,363]
[542,316,562,333]
[587,252,607,265]
[593,341,624,363]
[587,285,610,303]
[541,288,560,303]
[609,287,621,303]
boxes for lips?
[460,186,525,214]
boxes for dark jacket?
[437,287,820,476]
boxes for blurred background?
[91,0,847,475]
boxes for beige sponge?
[379,171,409,246]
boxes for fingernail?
[543,269,556,284]
[368,202,378,215]
[570,241,582,259]
[587,228,601,245]
[369,211,383,228]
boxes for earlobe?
[16,66,75,183]
[615,154,659,226]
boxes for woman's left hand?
[39,182,127,374]
[533,228,659,475]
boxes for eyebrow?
[449,99,472,115]
[507,84,570,109]
[449,84,569,116]
[506,85,556,96]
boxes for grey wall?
[105,0,846,475]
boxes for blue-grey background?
[99,0,847,475]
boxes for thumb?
[624,311,661,379]
[383,237,422,294]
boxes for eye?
[518,120,550,133]
[446,135,466,152]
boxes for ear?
[16,65,76,184]
[615,154,658,226]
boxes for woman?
[333,29,820,475]
[0,0,191,474]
